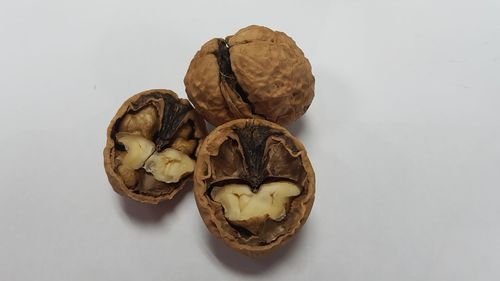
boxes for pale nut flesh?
[116,133,195,184]
[211,181,301,221]
[115,133,155,170]
[144,148,195,183]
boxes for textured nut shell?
[184,39,241,126]
[193,119,315,256]
[104,89,207,204]
[184,25,315,126]
[228,26,315,124]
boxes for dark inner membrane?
[112,92,193,152]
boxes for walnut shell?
[194,119,315,256]
[184,25,315,126]
[104,89,207,204]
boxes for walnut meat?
[184,25,315,126]
[104,89,207,204]
[193,119,315,256]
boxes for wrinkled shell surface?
[104,89,207,204]
[194,119,315,256]
[185,25,315,126]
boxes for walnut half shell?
[184,25,315,126]
[104,89,207,204]
[194,119,315,256]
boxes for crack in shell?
[214,39,256,114]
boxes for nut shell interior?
[194,119,315,256]
[104,89,207,204]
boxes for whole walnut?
[184,25,315,126]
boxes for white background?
[1,0,499,280]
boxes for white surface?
[1,0,499,280]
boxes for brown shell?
[184,25,315,126]
[193,119,315,256]
[104,89,207,204]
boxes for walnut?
[193,119,315,256]
[104,89,207,204]
[184,25,315,126]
